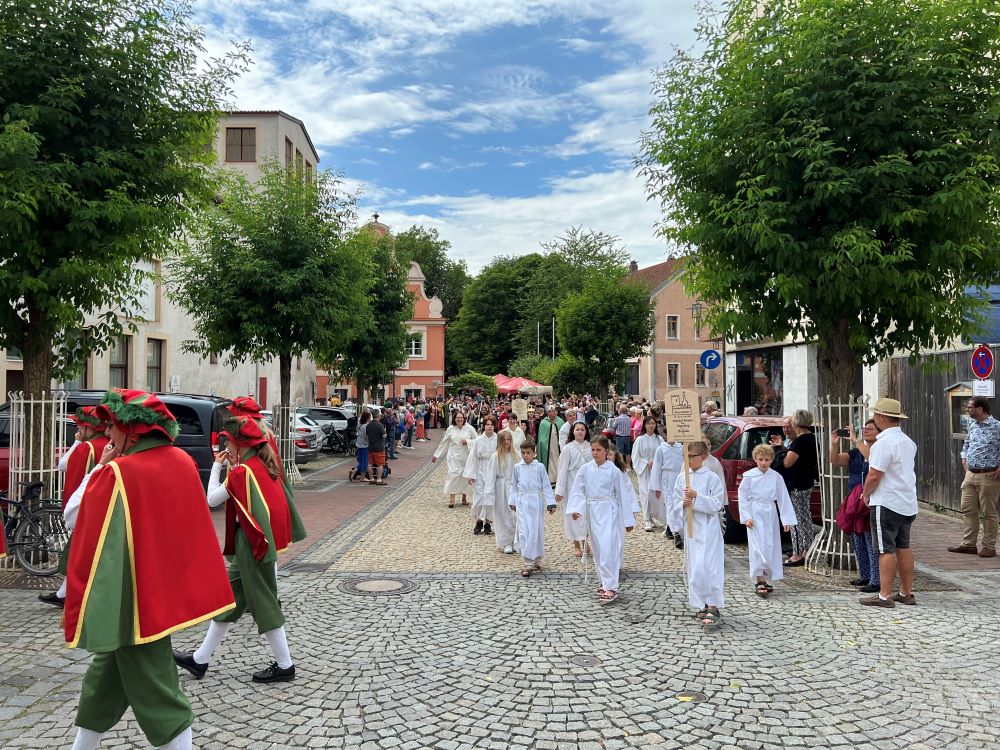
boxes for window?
[696,364,707,387]
[304,161,313,182]
[667,363,679,388]
[109,336,130,389]
[6,347,21,361]
[285,137,294,166]
[225,127,256,162]
[666,315,679,339]
[146,339,163,392]
[169,404,204,436]
[408,334,423,357]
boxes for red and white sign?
[971,345,994,380]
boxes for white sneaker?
[503,545,514,554]
[644,522,654,532]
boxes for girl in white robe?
[632,417,665,532]
[482,430,518,554]
[738,444,797,595]
[509,440,556,576]
[672,442,726,627]
[652,440,685,543]
[554,422,592,557]
[566,436,637,605]
[432,411,477,507]
[463,416,499,534]
[502,419,526,452]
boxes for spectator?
[774,409,818,566]
[367,411,387,486]
[612,404,633,470]
[559,408,579,444]
[742,406,759,416]
[402,406,415,449]
[831,419,882,593]
[860,398,918,608]
[948,396,1000,557]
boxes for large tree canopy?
[169,161,371,405]
[638,0,1000,398]
[0,0,247,394]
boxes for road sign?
[973,380,995,398]
[972,345,994,380]
[699,349,722,370]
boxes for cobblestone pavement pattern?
[2,460,999,749]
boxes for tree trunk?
[356,376,366,406]
[22,344,54,399]
[279,352,292,406]
[816,324,858,403]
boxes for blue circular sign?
[972,345,994,379]
[699,349,722,370]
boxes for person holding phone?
[831,419,881,592]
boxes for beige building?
[1,111,321,407]
[629,259,724,407]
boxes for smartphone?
[217,434,228,452]
[835,428,850,438]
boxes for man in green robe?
[536,405,565,486]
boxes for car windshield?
[299,415,319,426]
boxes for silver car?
[261,411,322,464]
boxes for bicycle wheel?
[14,508,68,576]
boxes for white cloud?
[417,161,435,170]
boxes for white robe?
[554,440,592,541]
[566,461,638,593]
[502,426,526,453]
[482,452,517,551]
[434,424,478,495]
[632,433,665,525]
[651,442,684,532]
[738,467,797,580]
[510,460,555,563]
[463,432,498,522]
[673,467,725,609]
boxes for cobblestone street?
[2,445,1000,749]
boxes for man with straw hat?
[64,389,235,750]
[860,397,919,609]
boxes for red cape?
[63,436,109,510]
[64,444,235,650]
[223,456,294,562]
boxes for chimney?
[628,260,639,273]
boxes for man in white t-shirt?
[860,398,918,609]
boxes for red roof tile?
[628,257,685,293]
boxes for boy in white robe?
[673,441,726,627]
[567,437,637,604]
[554,422,592,558]
[738,444,797,596]
[463,416,499,535]
[509,440,556,576]
[482,430,518,554]
[632,417,665,532]
[652,440,685,548]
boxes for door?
[258,377,267,409]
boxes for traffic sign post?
[699,349,722,370]
[971,345,994,380]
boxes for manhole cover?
[570,655,602,667]
[675,691,708,703]
[339,576,418,597]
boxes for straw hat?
[872,397,908,419]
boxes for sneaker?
[643,522,654,532]
[473,520,484,535]
[849,578,868,586]
[673,534,684,550]
[251,661,295,683]
[38,592,65,609]
[859,594,895,608]
[663,528,672,539]
[173,650,209,679]
[859,583,881,593]
[892,592,917,605]
[502,545,514,554]
[483,522,493,535]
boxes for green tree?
[509,353,549,379]
[638,0,1000,399]
[394,225,471,376]
[0,0,248,395]
[322,231,413,404]
[449,372,499,397]
[557,278,655,396]
[546,354,595,397]
[169,161,371,405]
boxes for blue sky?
[196,1,705,272]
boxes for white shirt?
[867,426,918,516]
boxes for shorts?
[369,451,386,466]
[615,435,632,456]
[871,505,915,554]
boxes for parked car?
[261,410,321,465]
[703,416,822,543]
[0,390,232,492]
[298,406,351,433]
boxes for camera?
[835,428,850,438]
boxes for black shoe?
[173,650,208,679]
[38,592,65,609]
[859,583,881,594]
[252,661,295,683]
[673,534,684,550]
[850,577,868,587]
[473,520,484,535]
[483,522,493,535]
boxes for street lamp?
[689,301,704,339]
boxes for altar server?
[632,416,665,532]
[432,410,477,508]
[482,430,519,554]
[554,421,592,558]
[463,415,499,535]
[738,444,797,596]
[509,439,556,576]
[652,439,685,547]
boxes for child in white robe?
[738,444,797,596]
[566,436,637,605]
[673,441,726,627]
[463,415,499,535]
[554,422,592,558]
[632,417,665,532]
[502,418,526,452]
[432,411,477,508]
[482,430,518,554]
[509,439,556,576]
[652,440,685,547]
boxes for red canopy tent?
[493,375,549,395]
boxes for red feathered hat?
[227,396,263,419]
[221,416,268,448]
[95,389,179,442]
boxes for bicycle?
[1,481,69,576]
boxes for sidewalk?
[909,508,1000,572]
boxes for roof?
[629,257,685,296]
[225,110,320,164]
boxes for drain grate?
[339,576,419,596]
[570,655,602,667]
[283,562,331,574]
[675,691,708,703]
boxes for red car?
[703,416,822,543]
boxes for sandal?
[599,590,620,605]
[448,501,455,509]
[574,547,583,558]
[701,607,721,629]
[521,568,532,577]
[763,582,774,593]
[692,607,708,620]
[755,581,769,597]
